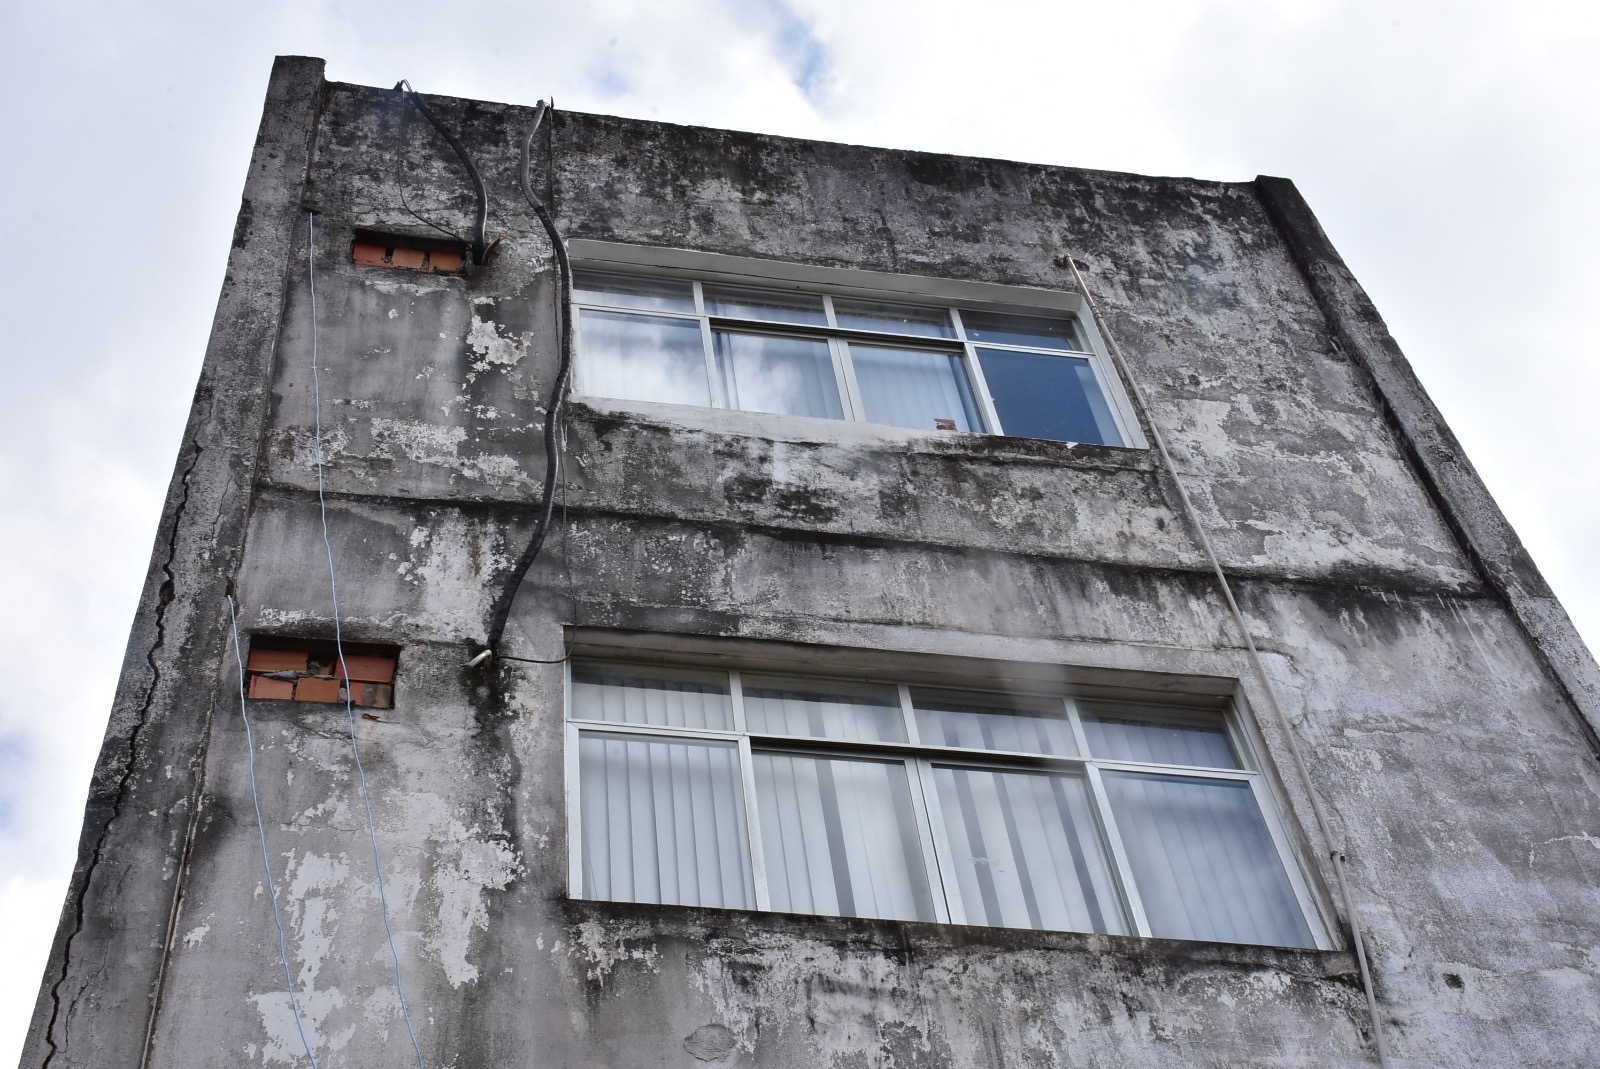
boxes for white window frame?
[565,241,1148,450]
[563,656,1329,949]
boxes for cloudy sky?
[1,0,1595,1059]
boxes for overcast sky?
[2,0,1596,1060]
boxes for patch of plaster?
[571,920,660,984]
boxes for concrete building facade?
[22,55,1600,1068]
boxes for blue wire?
[307,211,428,1069]
[226,595,321,1069]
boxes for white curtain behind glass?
[1102,772,1313,947]
[932,766,1125,933]
[754,752,934,921]
[913,692,1077,756]
[1079,705,1236,768]
[577,309,709,407]
[579,732,753,909]
[714,333,843,419]
[850,345,980,431]
[741,678,905,742]
[571,664,733,730]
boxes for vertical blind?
[755,752,934,921]
[570,662,1318,948]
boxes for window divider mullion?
[952,309,1003,434]
[898,684,920,745]
[738,734,771,912]
[693,281,724,408]
[910,756,964,926]
[564,656,584,899]
[827,336,861,422]
[1064,696,1092,757]
[1085,762,1151,937]
[836,338,867,423]
[729,670,748,733]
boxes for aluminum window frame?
[570,266,1145,448]
[563,658,1329,948]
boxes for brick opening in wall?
[350,230,465,274]
[245,636,399,708]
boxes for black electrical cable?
[482,101,573,660]
[395,80,490,264]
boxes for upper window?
[572,271,1134,447]
[565,658,1323,948]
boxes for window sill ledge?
[572,396,1157,474]
[559,897,1353,979]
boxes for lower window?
[565,660,1321,948]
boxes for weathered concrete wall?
[26,59,1600,1069]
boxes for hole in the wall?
[351,230,465,274]
[1443,972,1465,990]
[245,635,399,709]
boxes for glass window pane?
[932,766,1126,934]
[573,271,697,313]
[754,752,934,922]
[959,309,1083,351]
[832,298,956,339]
[850,345,983,432]
[912,689,1077,756]
[741,676,905,742]
[1079,703,1239,769]
[579,731,753,909]
[1101,772,1313,947]
[975,348,1123,446]
[713,332,844,420]
[578,309,711,408]
[704,284,827,326]
[571,663,733,730]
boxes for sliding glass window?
[566,660,1323,948]
[572,271,1134,447]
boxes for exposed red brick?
[353,683,395,709]
[390,247,426,270]
[430,249,463,272]
[294,676,342,703]
[248,675,296,701]
[248,649,309,674]
[351,241,390,266]
[332,654,397,684]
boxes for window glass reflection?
[960,309,1083,351]
[704,284,827,326]
[579,309,710,408]
[742,676,905,742]
[912,689,1077,756]
[851,345,983,432]
[832,298,955,339]
[976,349,1122,446]
[574,271,697,314]
[714,332,843,419]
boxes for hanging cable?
[481,101,574,660]
[1059,253,1392,1067]
[395,80,490,264]
[226,595,321,1069]
[307,212,427,1069]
